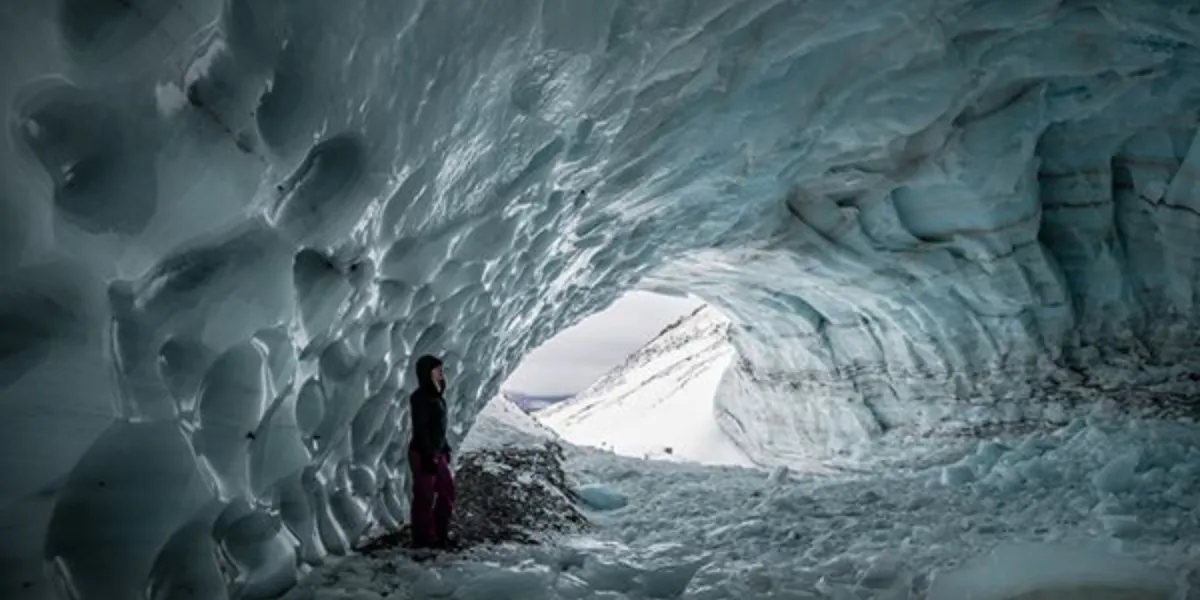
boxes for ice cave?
[2,0,1199,598]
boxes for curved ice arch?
[4,0,1200,597]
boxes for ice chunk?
[941,463,976,487]
[576,556,641,594]
[576,483,629,512]
[767,465,792,483]
[1019,458,1061,485]
[1043,402,1068,424]
[634,558,707,598]
[858,554,905,590]
[973,441,1010,472]
[1100,515,1142,539]
[552,572,594,599]
[1092,451,1141,495]
[928,544,1179,600]
[455,568,553,600]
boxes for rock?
[357,442,588,554]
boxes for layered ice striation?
[3,0,1200,598]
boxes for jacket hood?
[415,354,444,391]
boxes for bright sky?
[503,291,704,396]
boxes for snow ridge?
[539,307,752,467]
[573,306,727,404]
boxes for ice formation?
[926,544,1178,600]
[3,0,1200,598]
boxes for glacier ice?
[4,0,1200,598]
[575,483,629,512]
[1092,449,1142,495]
[927,544,1178,600]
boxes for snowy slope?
[500,392,574,413]
[460,394,559,452]
[537,307,754,468]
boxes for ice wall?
[636,3,1200,462]
[3,0,1200,597]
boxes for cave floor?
[283,410,1200,599]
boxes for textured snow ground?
[289,396,1200,600]
[538,307,753,467]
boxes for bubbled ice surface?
[6,0,1200,598]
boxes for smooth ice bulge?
[4,0,1200,598]
[927,544,1178,600]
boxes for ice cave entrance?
[496,290,751,467]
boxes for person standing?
[407,354,456,550]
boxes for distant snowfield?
[536,307,754,468]
[290,394,1199,599]
[503,291,705,396]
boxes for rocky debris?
[357,441,588,555]
[1120,388,1200,421]
[945,420,1043,440]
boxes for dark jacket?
[409,354,450,456]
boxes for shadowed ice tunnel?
[3,0,1200,598]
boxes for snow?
[539,308,754,468]
[460,391,559,453]
[505,291,705,397]
[286,396,1200,599]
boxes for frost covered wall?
[3,0,1200,598]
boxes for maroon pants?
[408,448,454,547]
